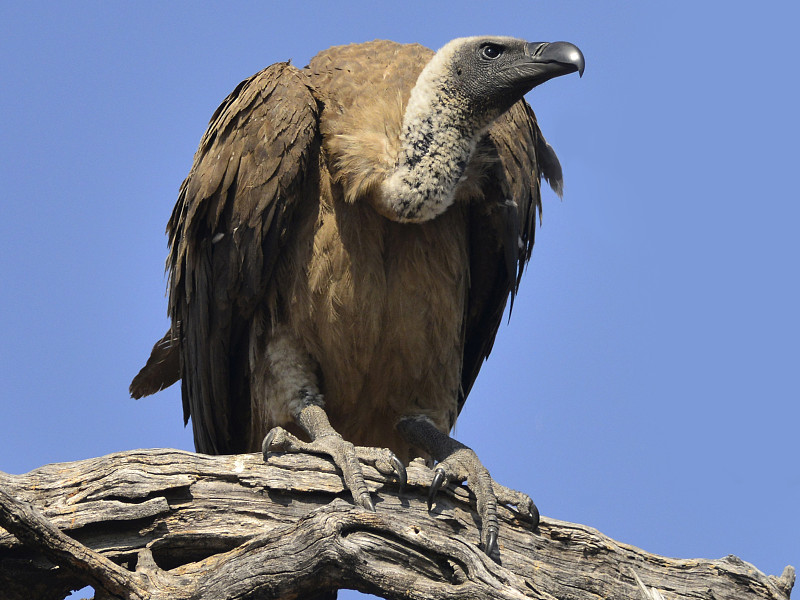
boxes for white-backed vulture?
[131,36,584,556]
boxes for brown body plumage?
[132,37,583,557]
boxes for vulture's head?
[408,35,585,130]
[382,35,584,222]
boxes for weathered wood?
[0,449,794,600]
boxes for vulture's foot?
[428,451,540,554]
[262,426,406,511]
[397,415,539,556]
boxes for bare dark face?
[451,36,584,118]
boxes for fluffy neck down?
[378,47,484,223]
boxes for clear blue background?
[1,2,797,599]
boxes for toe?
[353,446,407,490]
[493,481,540,528]
[262,427,299,459]
[431,448,502,556]
[312,436,374,513]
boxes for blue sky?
[1,2,797,599]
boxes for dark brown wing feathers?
[166,63,319,453]
[459,102,562,411]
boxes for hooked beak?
[517,41,585,88]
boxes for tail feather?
[130,330,181,399]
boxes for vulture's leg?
[258,328,406,509]
[396,415,539,556]
[262,403,406,511]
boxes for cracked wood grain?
[0,449,794,600]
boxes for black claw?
[530,501,540,530]
[485,528,498,556]
[390,455,407,491]
[428,468,446,510]
[261,430,277,461]
[360,493,376,512]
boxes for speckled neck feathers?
[381,42,484,223]
[321,39,495,223]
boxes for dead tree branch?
[0,449,794,600]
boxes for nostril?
[532,42,548,57]
[525,42,549,58]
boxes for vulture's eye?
[481,44,503,60]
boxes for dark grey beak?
[524,41,585,81]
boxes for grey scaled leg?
[256,327,406,510]
[396,415,539,556]
[263,395,407,511]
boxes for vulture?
[131,36,584,556]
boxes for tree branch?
[0,485,147,599]
[0,449,794,600]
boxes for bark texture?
[0,449,794,600]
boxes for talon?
[530,501,540,530]
[359,492,376,512]
[428,468,446,510]
[391,454,407,491]
[261,429,277,460]
[485,527,498,556]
